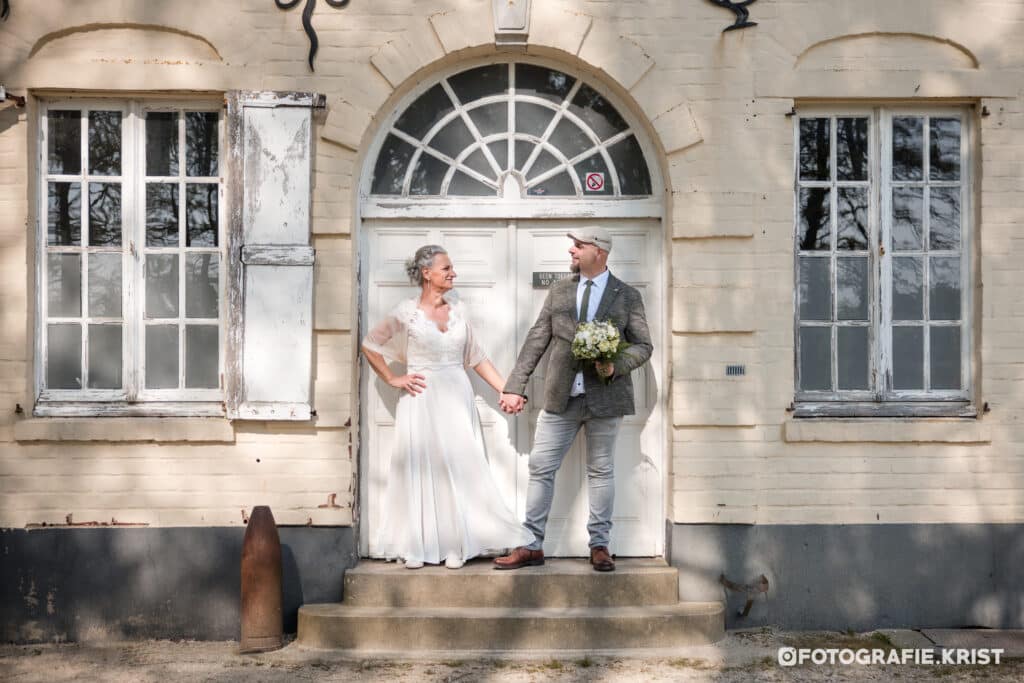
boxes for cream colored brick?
[652,104,703,155]
[527,4,592,57]
[578,24,654,91]
[671,286,756,333]
[783,419,992,444]
[13,418,235,443]
[429,3,493,54]
[370,19,446,88]
[321,97,374,152]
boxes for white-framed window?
[794,106,973,417]
[37,99,225,416]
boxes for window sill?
[783,418,990,444]
[14,417,236,443]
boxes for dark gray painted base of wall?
[1,527,358,643]
[669,522,1024,631]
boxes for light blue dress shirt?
[570,268,610,396]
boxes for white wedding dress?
[363,293,534,566]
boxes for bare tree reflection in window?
[799,187,830,251]
[89,183,122,246]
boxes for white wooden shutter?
[226,92,322,420]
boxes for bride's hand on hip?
[389,373,427,395]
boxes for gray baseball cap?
[567,226,612,252]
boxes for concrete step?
[342,558,680,608]
[297,602,725,651]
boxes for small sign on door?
[584,172,605,192]
[533,271,573,288]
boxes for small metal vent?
[726,364,746,377]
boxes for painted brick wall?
[1,0,1023,531]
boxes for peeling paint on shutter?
[226,92,322,420]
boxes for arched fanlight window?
[370,62,653,198]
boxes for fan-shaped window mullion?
[523,141,582,195]
[518,80,582,178]
[599,146,621,195]
[440,80,504,178]
[440,142,494,195]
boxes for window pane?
[514,140,535,172]
[892,257,924,321]
[837,326,869,390]
[528,171,575,197]
[836,117,868,181]
[88,253,122,318]
[462,148,495,180]
[409,153,448,196]
[929,257,960,320]
[930,117,961,181]
[146,184,180,246]
[185,325,219,389]
[798,118,830,181]
[48,110,81,175]
[892,116,924,181]
[607,135,651,195]
[47,254,81,318]
[146,254,179,318]
[929,187,960,251]
[799,326,831,391]
[930,326,961,390]
[468,102,508,137]
[88,111,121,176]
[186,184,218,246]
[515,64,575,104]
[515,102,555,138]
[395,84,454,140]
[525,148,560,180]
[370,134,415,195]
[186,112,219,176]
[88,183,122,247]
[549,118,592,160]
[145,325,179,389]
[569,84,629,141]
[574,154,613,196]
[47,323,82,389]
[48,182,81,246]
[428,117,475,159]
[186,253,219,319]
[88,324,122,389]
[837,187,868,250]
[892,326,924,390]
[798,257,831,321]
[837,257,868,321]
[146,112,179,176]
[798,187,830,251]
[892,187,923,251]
[488,140,508,172]
[448,171,493,196]
[448,64,508,103]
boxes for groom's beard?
[571,262,580,274]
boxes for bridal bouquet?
[571,320,627,382]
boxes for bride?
[361,245,534,569]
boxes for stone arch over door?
[352,47,675,558]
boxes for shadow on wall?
[0,526,358,642]
[672,523,1024,631]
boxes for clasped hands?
[499,393,526,415]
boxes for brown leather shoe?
[590,546,615,572]
[493,546,544,570]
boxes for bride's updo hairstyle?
[405,244,448,286]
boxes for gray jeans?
[524,395,622,551]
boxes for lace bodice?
[362,294,487,369]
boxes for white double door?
[360,219,663,557]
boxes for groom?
[496,227,653,572]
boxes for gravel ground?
[2,628,1022,682]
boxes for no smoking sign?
[584,172,605,192]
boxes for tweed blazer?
[504,272,653,417]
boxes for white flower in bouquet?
[571,320,623,362]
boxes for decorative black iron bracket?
[275,0,350,72]
[1,0,10,22]
[707,0,758,32]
